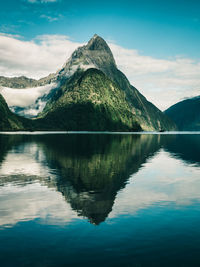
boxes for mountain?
[37,68,142,131]
[0,76,37,88]
[165,96,200,130]
[0,74,56,89]
[36,34,176,131]
[0,34,176,131]
[0,94,33,130]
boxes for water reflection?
[0,134,161,226]
[1,133,200,267]
[41,134,161,224]
[110,149,200,219]
[0,133,200,227]
[162,134,200,166]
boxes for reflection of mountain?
[0,134,25,165]
[0,134,161,225]
[162,134,200,166]
[1,133,200,225]
[38,134,161,224]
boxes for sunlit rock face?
[56,34,117,81]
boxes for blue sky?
[0,0,199,110]
[1,0,200,59]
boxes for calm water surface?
[0,133,200,267]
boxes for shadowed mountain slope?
[0,94,33,131]
[165,96,200,130]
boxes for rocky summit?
[0,34,176,131]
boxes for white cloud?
[0,83,57,107]
[0,33,81,79]
[40,14,62,22]
[0,83,58,117]
[0,33,199,110]
[27,0,58,3]
[110,43,200,110]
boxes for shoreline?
[0,131,200,135]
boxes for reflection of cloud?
[0,143,78,228]
[0,182,78,228]
[0,147,50,177]
[109,150,200,218]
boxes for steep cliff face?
[165,96,200,130]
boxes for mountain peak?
[57,34,117,81]
[86,34,111,52]
[91,33,99,39]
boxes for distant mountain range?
[165,96,200,131]
[0,34,176,131]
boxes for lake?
[0,132,200,267]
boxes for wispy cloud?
[27,0,58,3]
[0,33,81,79]
[0,33,199,110]
[40,14,62,22]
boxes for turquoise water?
[0,133,200,267]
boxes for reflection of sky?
[0,183,78,228]
[0,144,200,228]
[110,150,200,218]
[0,146,49,177]
[0,143,79,228]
